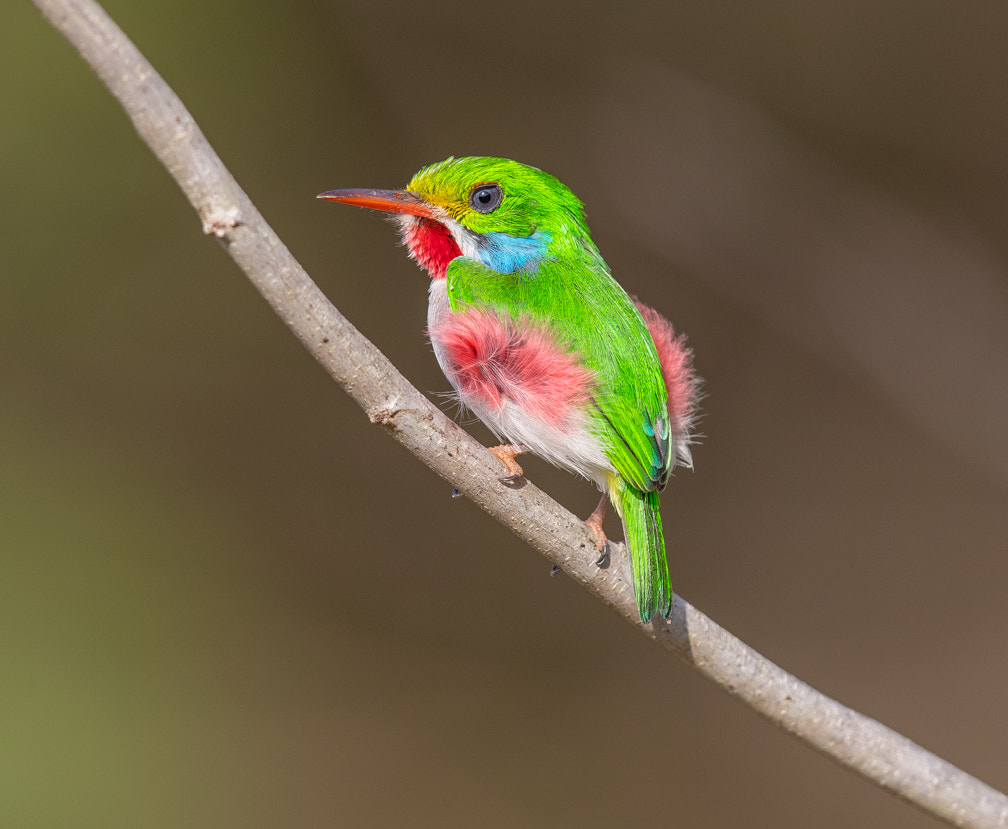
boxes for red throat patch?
[401,217,462,279]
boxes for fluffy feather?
[428,309,594,429]
[634,298,700,468]
[427,281,610,483]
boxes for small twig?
[29,1,1008,826]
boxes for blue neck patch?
[475,230,551,275]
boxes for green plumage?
[614,482,672,619]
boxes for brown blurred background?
[4,1,1007,826]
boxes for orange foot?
[489,444,526,486]
[584,493,611,567]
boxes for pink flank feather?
[634,299,699,439]
[428,310,595,430]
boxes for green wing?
[445,253,671,493]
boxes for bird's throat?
[400,216,462,280]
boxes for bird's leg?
[585,493,611,567]
[489,443,526,486]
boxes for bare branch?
[30,1,1008,827]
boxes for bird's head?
[319,156,591,280]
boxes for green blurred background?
[4,1,1008,826]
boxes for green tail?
[613,480,672,622]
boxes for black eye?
[469,183,503,213]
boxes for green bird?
[320,157,699,622]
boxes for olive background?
[4,2,1008,826]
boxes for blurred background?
[4,1,1008,826]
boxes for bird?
[319,156,699,622]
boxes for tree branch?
[30,1,1008,826]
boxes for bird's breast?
[426,281,611,484]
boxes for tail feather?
[612,480,672,622]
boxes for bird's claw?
[595,542,611,568]
[489,444,526,485]
[584,495,611,567]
